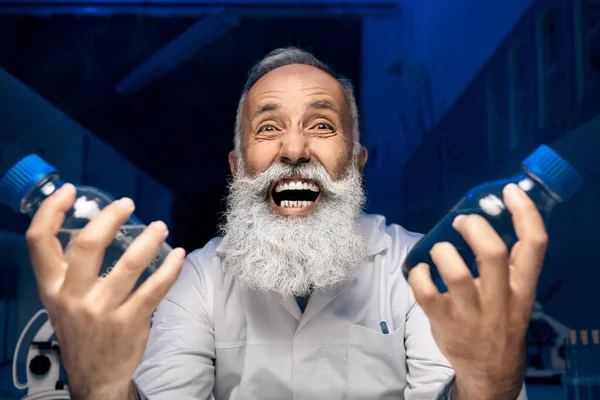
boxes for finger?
[95,221,169,309]
[63,197,136,296]
[121,248,186,316]
[407,263,445,319]
[452,214,510,307]
[503,183,548,298]
[430,242,480,312]
[26,183,76,288]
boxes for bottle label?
[479,194,505,217]
[101,260,118,278]
[148,254,161,269]
[73,196,101,220]
[115,229,126,242]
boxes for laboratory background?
[0,0,598,399]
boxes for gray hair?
[234,47,361,163]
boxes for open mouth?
[270,178,321,213]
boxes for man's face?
[220,63,368,297]
[231,64,361,216]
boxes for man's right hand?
[25,183,186,399]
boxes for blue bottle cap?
[522,144,584,202]
[0,154,58,212]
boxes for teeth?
[274,181,320,193]
[279,200,315,208]
[274,180,321,209]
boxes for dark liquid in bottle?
[403,177,552,293]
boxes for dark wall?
[0,14,362,251]
[398,0,600,329]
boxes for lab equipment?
[403,144,584,292]
[0,154,172,283]
[525,301,570,381]
[563,329,600,400]
[12,309,70,400]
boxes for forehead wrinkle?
[298,85,334,91]
[252,89,287,96]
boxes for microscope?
[525,280,572,382]
[13,309,70,400]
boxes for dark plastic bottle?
[403,144,584,293]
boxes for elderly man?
[26,48,546,399]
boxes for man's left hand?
[408,183,548,399]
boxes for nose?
[279,130,310,165]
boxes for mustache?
[233,161,339,199]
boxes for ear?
[229,151,238,176]
[358,146,368,172]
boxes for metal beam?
[114,8,239,94]
[0,2,401,18]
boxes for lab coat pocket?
[347,323,406,399]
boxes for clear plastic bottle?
[403,144,584,293]
[0,154,171,285]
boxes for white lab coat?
[133,213,525,399]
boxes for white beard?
[219,160,367,298]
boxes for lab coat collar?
[214,212,391,326]
[292,213,390,328]
[359,212,391,256]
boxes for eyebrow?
[252,103,281,120]
[306,99,341,119]
[251,99,342,121]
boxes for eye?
[258,124,279,133]
[312,123,335,131]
